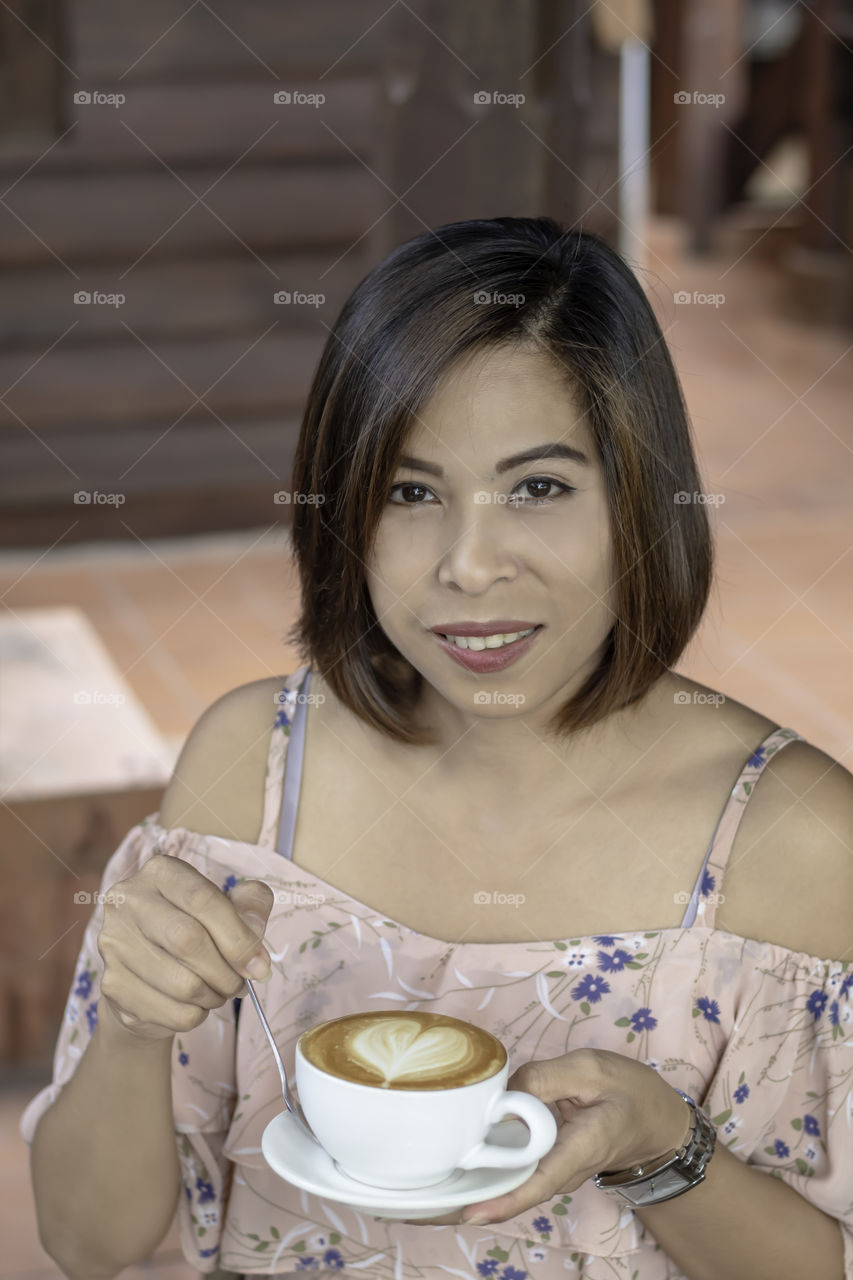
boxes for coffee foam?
[300,1011,506,1090]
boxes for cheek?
[365,522,419,618]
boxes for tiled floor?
[1,211,851,1276]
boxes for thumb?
[229,878,274,939]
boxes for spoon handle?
[244,979,288,1097]
[244,979,318,1143]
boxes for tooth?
[484,634,505,648]
[466,636,487,651]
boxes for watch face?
[618,1166,696,1206]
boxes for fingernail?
[463,1213,492,1226]
[247,953,270,979]
[245,913,267,936]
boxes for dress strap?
[256,665,311,849]
[682,727,804,929]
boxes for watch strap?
[593,1089,716,1206]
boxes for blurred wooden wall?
[0,0,624,548]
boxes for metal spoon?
[244,978,319,1144]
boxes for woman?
[22,217,852,1279]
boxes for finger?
[100,957,211,1034]
[507,1048,603,1107]
[460,1107,605,1225]
[144,858,272,983]
[107,924,242,1008]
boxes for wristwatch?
[593,1088,716,1207]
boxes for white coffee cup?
[294,1018,557,1190]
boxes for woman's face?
[365,344,618,730]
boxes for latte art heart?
[348,1019,473,1086]
[299,1010,506,1090]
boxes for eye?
[387,482,437,505]
[511,477,575,505]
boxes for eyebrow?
[398,442,591,478]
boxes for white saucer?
[261,1111,539,1219]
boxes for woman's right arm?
[29,678,280,1278]
[30,999,182,1278]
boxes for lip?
[433,624,543,674]
[428,620,540,637]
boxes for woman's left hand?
[403,1047,691,1227]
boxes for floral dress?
[21,666,853,1279]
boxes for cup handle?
[456,1090,558,1170]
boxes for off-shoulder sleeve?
[699,942,853,1276]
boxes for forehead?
[403,343,595,460]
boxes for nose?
[435,502,519,592]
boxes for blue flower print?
[830,1001,840,1026]
[592,935,621,947]
[747,746,766,769]
[700,869,715,898]
[803,1114,820,1137]
[807,990,827,1021]
[179,1051,189,1066]
[774,1139,789,1159]
[323,1250,345,1270]
[222,873,238,894]
[532,1214,552,1234]
[274,709,291,730]
[597,948,633,973]
[199,1245,220,1258]
[840,973,853,1000]
[295,1259,320,1271]
[696,997,721,1023]
[631,1007,657,1032]
[74,968,93,1000]
[477,1262,500,1277]
[571,974,611,1003]
[500,1267,528,1280]
[196,1177,215,1203]
[734,1083,750,1104]
[85,1001,98,1034]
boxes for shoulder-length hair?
[285,216,713,746]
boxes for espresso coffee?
[299,1010,506,1090]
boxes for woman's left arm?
[410,1049,846,1280]
[633,1131,845,1280]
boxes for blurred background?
[0,0,851,1274]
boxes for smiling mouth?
[437,625,543,651]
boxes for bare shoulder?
[717,736,853,960]
[157,675,286,843]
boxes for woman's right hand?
[96,853,274,1042]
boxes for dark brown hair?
[285,216,712,745]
